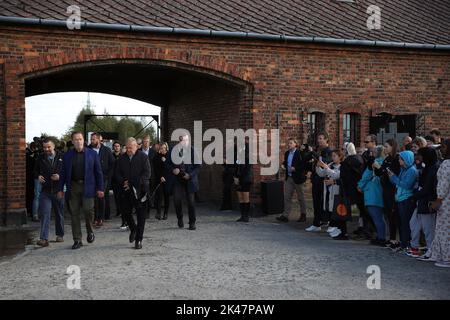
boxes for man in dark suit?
[115,137,151,249]
[277,138,307,223]
[139,135,156,218]
[89,133,115,226]
[58,132,104,250]
[167,134,201,230]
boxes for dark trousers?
[398,197,416,248]
[335,220,347,234]
[312,176,324,227]
[355,193,374,234]
[173,181,196,225]
[155,185,170,216]
[221,181,233,210]
[383,190,399,241]
[94,179,110,221]
[122,191,146,242]
[112,183,127,225]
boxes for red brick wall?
[0,24,449,223]
[167,76,252,202]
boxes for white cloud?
[25,92,161,141]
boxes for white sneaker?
[327,227,337,233]
[434,261,450,268]
[305,225,321,232]
[330,229,342,238]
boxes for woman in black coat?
[234,141,252,222]
[153,142,171,220]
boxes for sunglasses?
[364,141,372,143]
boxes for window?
[307,112,325,146]
[343,113,360,145]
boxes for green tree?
[62,107,157,145]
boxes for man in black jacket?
[410,147,440,255]
[167,134,201,230]
[277,138,307,223]
[115,137,151,249]
[89,133,115,226]
[34,138,65,247]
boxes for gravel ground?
[0,203,449,300]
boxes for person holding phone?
[388,150,418,252]
[306,132,333,232]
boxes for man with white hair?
[114,137,151,249]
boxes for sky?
[25,92,161,142]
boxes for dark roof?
[1,0,450,45]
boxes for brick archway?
[1,49,254,225]
[19,47,252,83]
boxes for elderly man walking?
[115,137,151,249]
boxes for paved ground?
[0,203,449,300]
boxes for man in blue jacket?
[58,132,104,250]
[168,133,201,230]
[388,150,418,250]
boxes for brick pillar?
[3,61,27,226]
[0,61,6,225]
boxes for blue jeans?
[39,191,65,240]
[367,206,386,241]
[33,179,42,217]
[397,197,416,248]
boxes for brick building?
[0,0,449,225]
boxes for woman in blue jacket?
[388,150,418,250]
[358,145,386,246]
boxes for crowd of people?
[272,129,450,269]
[26,132,203,250]
[25,128,450,268]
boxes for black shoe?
[177,219,184,228]
[87,233,95,243]
[276,215,289,222]
[72,241,83,249]
[162,213,168,220]
[236,216,249,222]
[332,234,349,240]
[189,224,196,230]
[135,241,142,249]
[370,239,387,247]
[155,214,162,220]
[129,230,136,243]
[297,214,307,222]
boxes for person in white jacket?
[315,149,346,238]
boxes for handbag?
[331,179,352,221]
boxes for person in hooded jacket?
[388,150,418,251]
[407,147,440,257]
